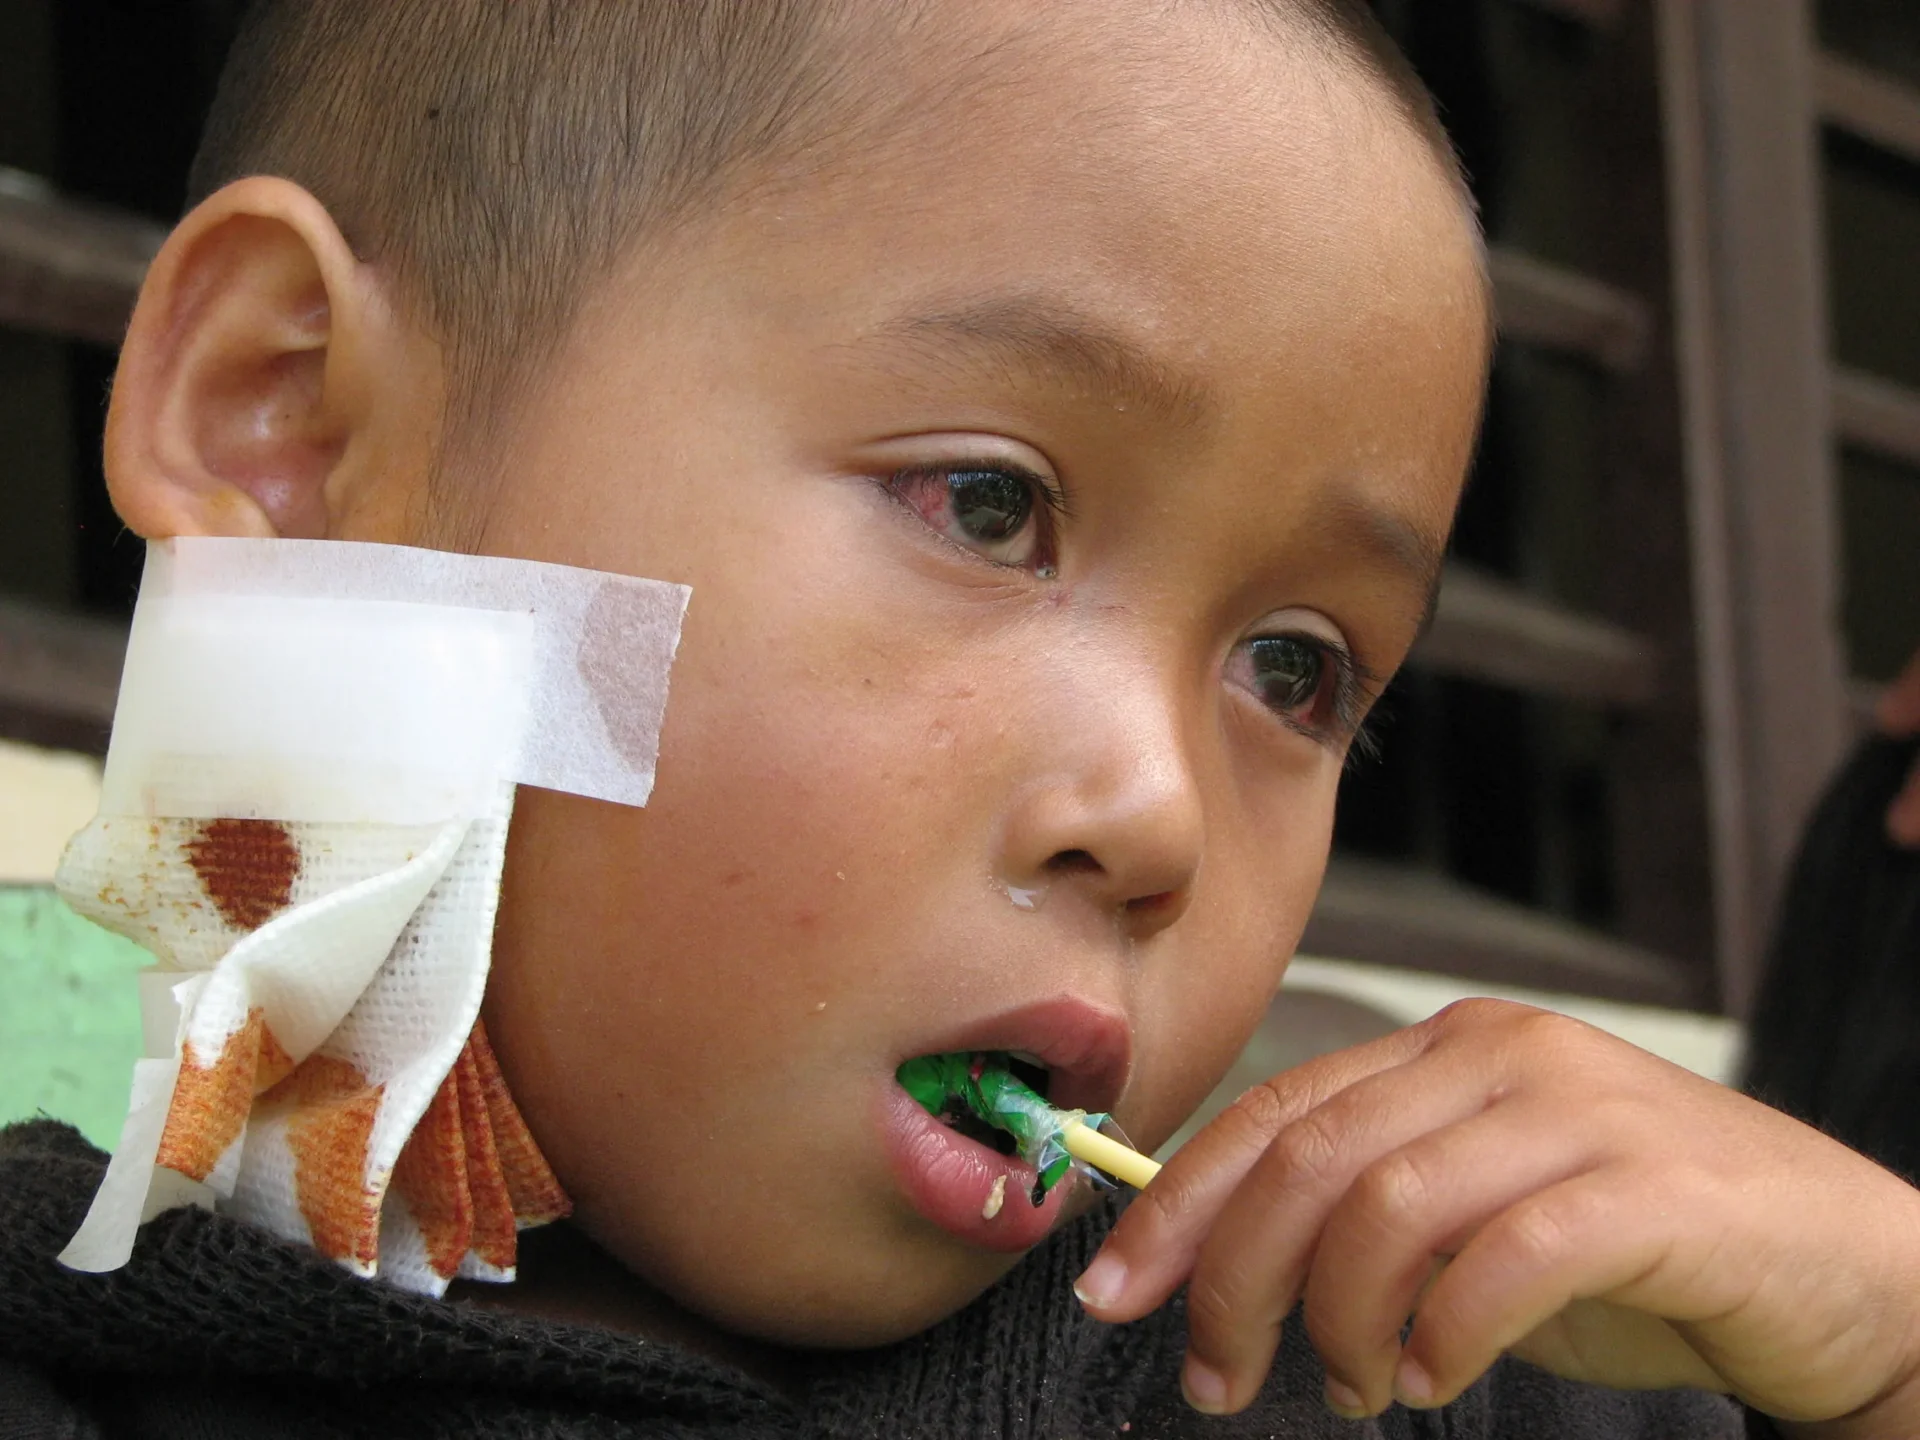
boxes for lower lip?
[882,1083,1070,1253]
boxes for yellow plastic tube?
[1062,1121,1161,1190]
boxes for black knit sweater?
[0,1121,1774,1439]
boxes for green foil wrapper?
[897,1052,1110,1196]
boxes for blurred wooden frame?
[1656,0,1900,1017]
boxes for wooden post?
[1656,0,1851,1016]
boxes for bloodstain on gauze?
[467,1019,570,1226]
[185,818,301,930]
[388,1022,566,1281]
[263,1053,387,1273]
[451,1036,520,1274]
[393,1057,476,1279]
[156,1008,295,1180]
[385,1023,554,1280]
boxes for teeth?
[1006,1051,1049,1070]
[981,1173,1008,1220]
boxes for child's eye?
[1248,636,1328,715]
[888,462,1060,573]
[1228,627,1374,746]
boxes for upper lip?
[903,997,1133,1117]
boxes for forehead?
[840,20,1455,372]
[596,0,1486,562]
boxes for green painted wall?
[0,885,148,1149]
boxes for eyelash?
[1317,640,1382,755]
[1246,631,1384,755]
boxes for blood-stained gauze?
[54,537,689,1296]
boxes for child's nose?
[998,695,1205,941]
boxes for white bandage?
[55,538,689,1295]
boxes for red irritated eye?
[1226,628,1370,747]
[889,463,1058,574]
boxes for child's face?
[446,4,1484,1345]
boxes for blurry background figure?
[1879,649,1920,849]
[1744,733,1920,1176]
[1744,654,1920,1179]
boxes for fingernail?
[1322,1377,1366,1418]
[1182,1357,1229,1414]
[1073,1253,1127,1309]
[1394,1355,1435,1408]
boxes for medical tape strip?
[56,537,690,1282]
[102,536,689,821]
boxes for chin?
[744,1176,1123,1347]
[671,1218,1027,1351]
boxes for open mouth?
[897,997,1132,1119]
[882,1003,1129,1248]
[907,1050,1053,1157]
[899,1048,1087,1208]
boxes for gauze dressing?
[54,537,689,1296]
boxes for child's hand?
[1075,1000,1920,1436]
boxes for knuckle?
[1425,996,1521,1036]
[1226,1077,1291,1139]
[1510,1007,1597,1058]
[1352,1149,1433,1228]
[1432,996,1509,1028]
[1496,1198,1574,1270]
[1267,1109,1344,1192]
[1428,996,1566,1042]
[1433,998,1610,1070]
[1139,1159,1210,1233]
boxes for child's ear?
[106,177,438,542]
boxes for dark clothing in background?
[0,1121,1773,1438]
[1745,734,1920,1179]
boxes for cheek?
[481,561,1024,1171]
[1127,777,1336,1150]
[479,567,1049,1337]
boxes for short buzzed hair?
[190,1,1463,482]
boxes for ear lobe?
[106,178,388,542]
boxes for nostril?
[1045,849,1102,875]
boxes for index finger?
[1076,1021,1436,1322]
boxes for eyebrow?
[1311,488,1451,633]
[872,295,1214,433]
